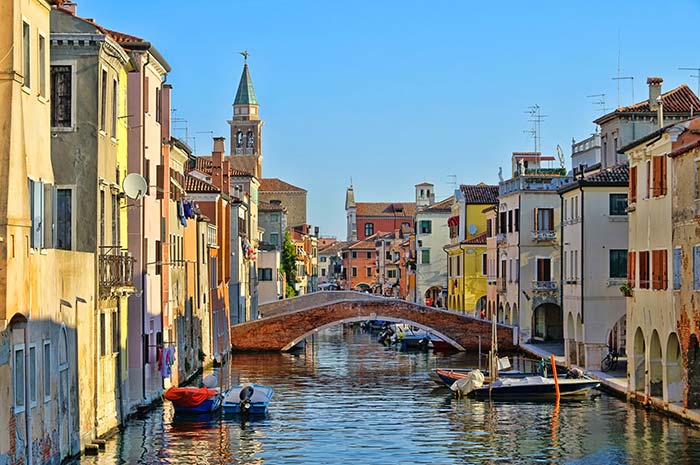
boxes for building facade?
[345,185,416,242]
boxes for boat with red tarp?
[164,386,222,414]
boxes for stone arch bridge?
[231,291,515,352]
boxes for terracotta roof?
[459,184,499,204]
[258,201,286,212]
[104,28,145,44]
[615,85,700,114]
[346,233,380,250]
[185,174,219,193]
[422,196,453,212]
[319,241,347,255]
[194,156,252,177]
[260,178,306,193]
[558,163,629,194]
[461,232,487,245]
[356,202,416,217]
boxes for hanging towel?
[183,200,194,219]
[178,200,187,227]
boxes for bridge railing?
[259,291,387,318]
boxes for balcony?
[496,233,507,244]
[99,247,135,296]
[531,229,556,242]
[532,280,558,295]
[496,277,507,294]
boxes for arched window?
[236,130,243,148]
[247,130,254,148]
[364,223,374,237]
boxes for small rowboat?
[222,384,274,415]
[470,376,601,399]
[165,386,222,414]
[433,368,527,387]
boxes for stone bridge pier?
[230,292,515,352]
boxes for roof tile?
[260,178,307,192]
[459,184,499,204]
[356,202,416,217]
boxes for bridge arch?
[231,291,515,352]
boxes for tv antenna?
[587,93,610,115]
[446,174,457,187]
[524,105,547,153]
[195,130,214,155]
[611,76,634,107]
[171,108,195,148]
[679,67,700,97]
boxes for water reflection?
[76,324,700,465]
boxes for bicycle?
[601,345,619,372]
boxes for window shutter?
[534,208,538,231]
[628,251,636,287]
[662,249,668,290]
[144,76,149,113]
[652,250,660,289]
[661,155,668,195]
[630,166,637,203]
[44,183,55,248]
[652,156,660,197]
[31,180,44,248]
[156,164,164,200]
[673,248,681,289]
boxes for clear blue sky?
[79,0,700,239]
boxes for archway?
[354,283,371,293]
[633,327,646,393]
[424,286,443,307]
[566,312,576,365]
[497,304,504,324]
[650,330,663,398]
[475,296,487,317]
[666,333,683,403]
[58,325,71,457]
[505,303,511,325]
[666,333,685,402]
[688,334,700,408]
[511,303,518,327]
[532,303,563,341]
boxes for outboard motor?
[239,385,255,412]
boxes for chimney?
[212,137,225,190]
[648,77,663,110]
[61,1,78,14]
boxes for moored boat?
[470,376,601,399]
[165,386,222,414]
[222,384,274,415]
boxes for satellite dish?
[123,173,148,200]
[468,224,478,235]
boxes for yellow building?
[445,184,498,315]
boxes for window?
[652,155,667,197]
[514,208,519,232]
[14,345,25,411]
[55,188,72,250]
[320,256,327,263]
[646,160,651,199]
[508,259,512,282]
[269,232,279,246]
[29,345,37,406]
[321,268,326,277]
[387,269,397,279]
[563,250,568,280]
[352,251,357,259]
[100,69,107,132]
[515,258,519,280]
[673,247,682,290]
[609,250,627,278]
[111,311,119,354]
[270,213,279,222]
[51,65,72,127]
[534,208,554,231]
[23,21,30,88]
[258,268,272,281]
[639,251,650,289]
[652,249,668,290]
[536,257,552,282]
[39,34,46,97]
[421,249,430,264]
[112,193,119,246]
[364,223,374,237]
[366,251,372,259]
[29,179,44,249]
[100,312,106,356]
[628,251,636,287]
[43,341,51,402]
[419,220,432,234]
[609,194,628,216]
[100,190,105,246]
[111,79,118,136]
[482,253,487,275]
[155,87,162,123]
[694,246,700,290]
[352,267,357,277]
[386,251,391,260]
[486,219,492,237]
[630,165,638,203]
[366,267,372,277]
[508,210,513,233]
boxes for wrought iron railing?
[496,277,507,293]
[531,229,556,242]
[99,247,135,294]
[532,280,557,291]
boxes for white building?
[559,163,629,370]
[498,153,572,343]
[414,182,452,305]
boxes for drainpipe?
[24,324,32,465]
[141,52,150,402]
[580,186,584,325]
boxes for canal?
[78,325,700,465]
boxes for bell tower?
[228,51,264,178]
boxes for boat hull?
[222,384,274,415]
[471,379,601,399]
[172,396,221,414]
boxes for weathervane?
[240,50,249,62]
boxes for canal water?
[78,325,700,465]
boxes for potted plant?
[619,283,633,297]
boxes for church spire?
[234,63,258,106]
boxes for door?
[58,328,70,458]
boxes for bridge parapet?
[234,297,515,352]
[260,291,387,318]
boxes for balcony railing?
[496,233,507,243]
[532,280,558,291]
[99,247,135,295]
[496,277,507,294]
[532,229,556,242]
